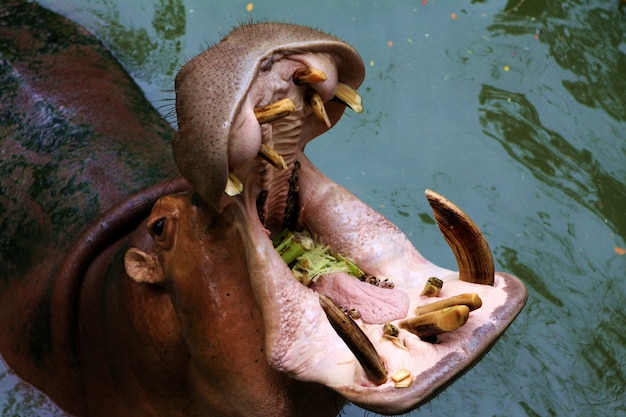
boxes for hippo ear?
[124,248,165,285]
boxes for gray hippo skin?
[0,1,527,416]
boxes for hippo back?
[0,1,177,413]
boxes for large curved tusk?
[319,294,388,385]
[425,189,495,285]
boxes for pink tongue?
[310,272,409,324]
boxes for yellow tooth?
[293,67,328,84]
[399,305,470,339]
[254,98,296,124]
[420,276,443,297]
[307,91,331,128]
[392,369,414,388]
[394,375,414,388]
[413,293,482,316]
[381,334,409,351]
[391,369,411,383]
[258,144,288,170]
[335,82,363,113]
[224,172,243,196]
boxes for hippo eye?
[151,217,166,236]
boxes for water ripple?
[478,84,626,240]
[492,0,626,121]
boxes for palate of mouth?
[235,67,482,334]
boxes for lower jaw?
[227,149,526,414]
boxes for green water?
[1,1,624,416]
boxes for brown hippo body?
[0,2,527,417]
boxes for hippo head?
[126,23,527,416]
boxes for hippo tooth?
[224,173,244,196]
[391,369,411,383]
[254,97,296,124]
[293,67,328,84]
[334,82,363,113]
[307,90,331,128]
[318,294,388,385]
[398,305,470,338]
[420,276,443,297]
[425,189,495,285]
[258,144,288,170]
[413,293,483,316]
[393,375,414,389]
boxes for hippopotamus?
[0,2,527,416]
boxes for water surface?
[2,1,625,416]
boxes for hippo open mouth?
[172,23,527,415]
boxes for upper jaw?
[172,23,365,211]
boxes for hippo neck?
[48,178,188,401]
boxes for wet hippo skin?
[0,1,527,416]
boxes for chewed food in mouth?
[273,229,408,324]
[172,22,527,415]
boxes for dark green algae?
[0,0,177,280]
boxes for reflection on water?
[476,2,626,415]
[91,0,185,81]
[498,0,626,120]
[0,367,64,416]
[479,84,626,239]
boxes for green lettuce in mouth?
[273,229,365,286]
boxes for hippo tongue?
[310,273,409,324]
